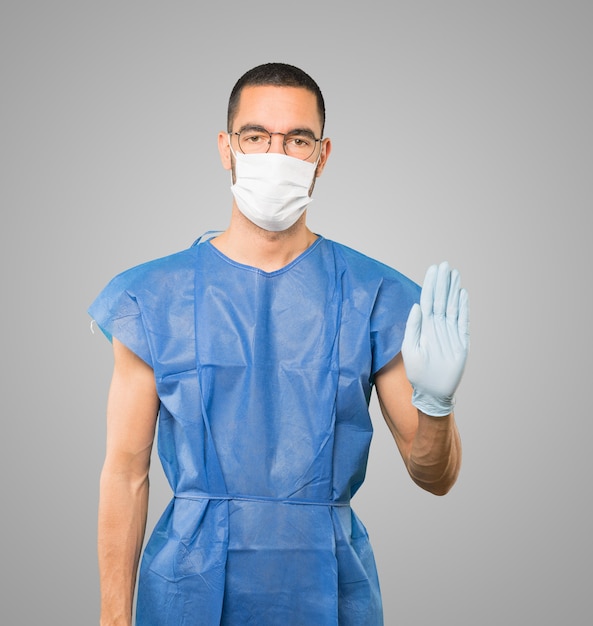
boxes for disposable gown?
[89,234,420,625]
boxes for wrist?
[411,389,455,417]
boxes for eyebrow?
[237,124,318,136]
[237,124,267,133]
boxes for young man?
[90,62,469,626]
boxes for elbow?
[408,460,461,496]
[407,445,462,496]
[412,476,457,496]
[100,453,152,494]
[424,480,456,496]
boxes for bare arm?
[98,338,160,626]
[374,353,461,496]
[374,261,468,496]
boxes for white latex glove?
[402,261,470,417]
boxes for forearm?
[98,465,150,626]
[407,412,462,496]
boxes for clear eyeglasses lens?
[238,129,319,160]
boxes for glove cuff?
[411,389,455,417]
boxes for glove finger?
[458,288,470,350]
[433,261,451,318]
[446,268,461,322]
[420,264,438,317]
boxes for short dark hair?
[227,62,325,135]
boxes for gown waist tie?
[174,491,351,507]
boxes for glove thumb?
[402,302,422,358]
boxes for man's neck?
[211,207,318,273]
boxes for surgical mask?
[229,143,319,232]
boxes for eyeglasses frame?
[229,127,322,161]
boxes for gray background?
[1,1,591,624]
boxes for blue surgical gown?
[89,235,420,625]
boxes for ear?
[218,131,232,171]
[315,137,332,177]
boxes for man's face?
[219,85,330,179]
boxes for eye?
[242,131,268,144]
[285,133,313,148]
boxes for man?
[90,62,469,626]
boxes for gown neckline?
[205,235,324,276]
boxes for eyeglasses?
[231,126,322,160]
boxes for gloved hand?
[401,261,470,417]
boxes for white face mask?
[229,143,319,232]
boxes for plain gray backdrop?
[1,1,591,624]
